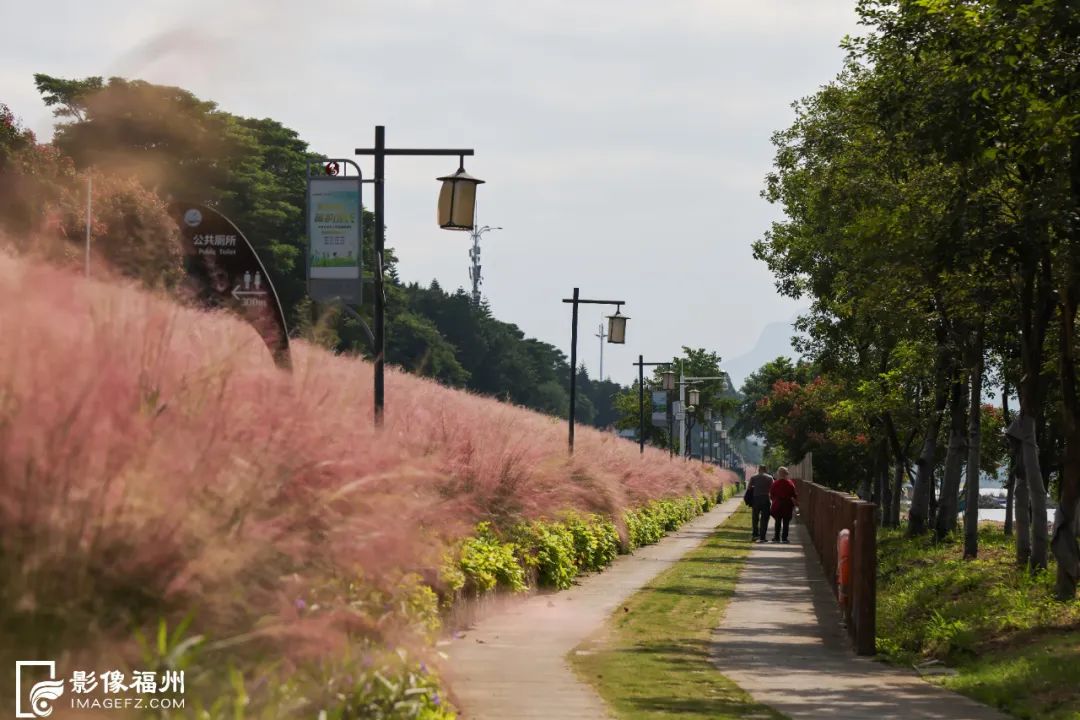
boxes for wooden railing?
[794,462,876,656]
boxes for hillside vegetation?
[877,526,1080,720]
[0,251,731,716]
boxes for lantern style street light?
[563,288,628,453]
[661,369,676,391]
[688,388,701,406]
[438,161,485,230]
[356,126,481,426]
[606,306,628,344]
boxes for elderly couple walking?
[744,465,798,543]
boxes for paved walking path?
[444,496,743,719]
[712,520,1011,720]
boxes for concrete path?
[444,496,743,719]
[712,520,1011,720]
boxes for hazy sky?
[1,0,861,384]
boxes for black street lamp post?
[632,356,670,455]
[356,126,480,425]
[563,288,627,453]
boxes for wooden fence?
[792,454,876,656]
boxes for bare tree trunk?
[1054,427,1080,599]
[1004,472,1016,536]
[964,330,984,558]
[910,345,950,536]
[1003,383,1015,537]
[1014,458,1032,566]
[1015,228,1052,571]
[936,374,969,540]
[883,412,907,527]
[879,441,893,527]
[891,461,904,526]
[1052,274,1080,598]
[1009,415,1049,572]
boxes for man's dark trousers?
[752,502,771,541]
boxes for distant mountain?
[724,319,802,390]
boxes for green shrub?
[512,520,577,590]
[589,515,621,568]
[438,552,466,603]
[458,522,526,595]
[562,512,599,570]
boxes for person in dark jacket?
[769,467,798,543]
[747,465,774,542]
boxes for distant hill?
[725,319,802,390]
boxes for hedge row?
[442,487,734,598]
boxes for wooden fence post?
[853,501,877,655]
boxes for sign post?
[307,159,363,305]
[651,390,668,427]
[170,202,291,369]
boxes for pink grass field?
[0,249,732,682]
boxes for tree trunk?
[1052,275,1080,598]
[1054,425,1080,599]
[879,442,893,527]
[1004,466,1015,537]
[1009,414,1049,572]
[935,374,969,540]
[1015,224,1052,571]
[872,435,888,523]
[891,461,904,527]
[882,412,907,527]
[963,330,984,559]
[1014,457,1032,567]
[910,346,950,536]
[1003,383,1015,537]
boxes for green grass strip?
[570,506,786,720]
[877,525,1080,720]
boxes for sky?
[1,0,862,385]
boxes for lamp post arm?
[562,298,626,306]
[354,148,474,157]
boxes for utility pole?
[595,323,607,380]
[468,224,500,306]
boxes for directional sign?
[171,202,291,369]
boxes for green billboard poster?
[307,173,362,304]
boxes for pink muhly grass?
[0,249,734,672]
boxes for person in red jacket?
[769,467,798,543]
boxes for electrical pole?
[468,225,500,306]
[596,323,607,380]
